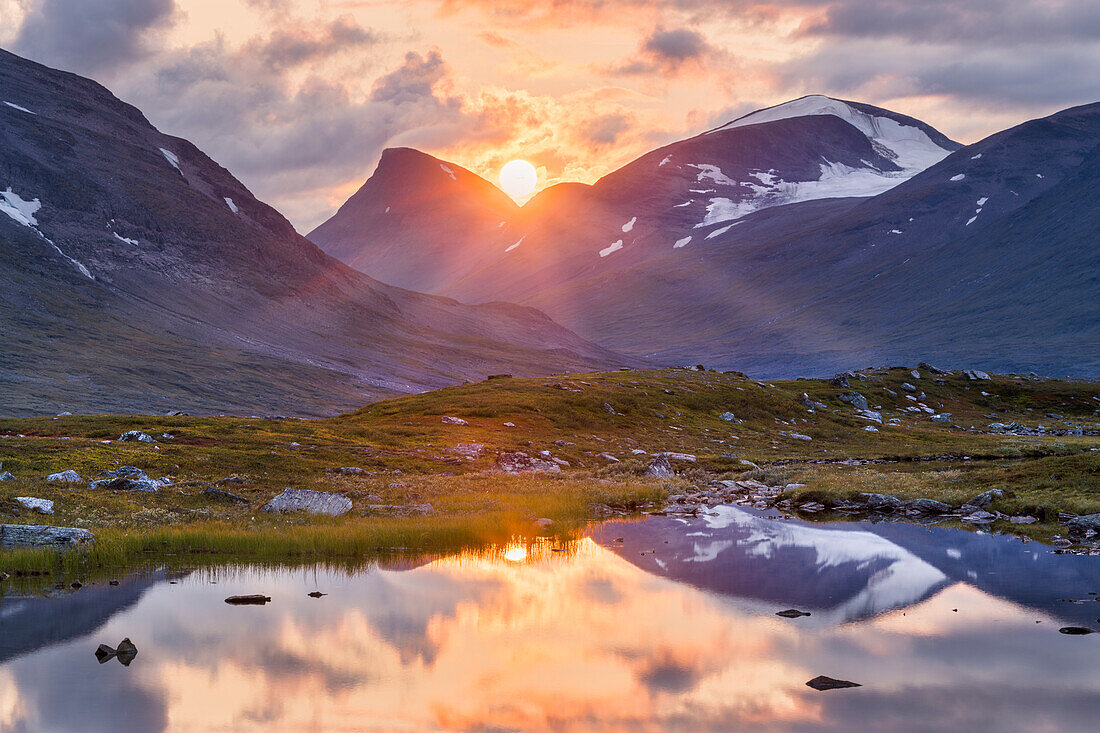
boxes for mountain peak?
[710,95,959,173]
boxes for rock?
[806,675,861,691]
[96,466,148,479]
[789,433,812,441]
[863,426,879,432]
[118,430,154,443]
[326,466,366,475]
[962,510,997,524]
[901,382,917,392]
[718,412,738,422]
[1066,514,1100,531]
[114,638,138,666]
[799,393,815,409]
[503,422,515,427]
[201,486,249,504]
[90,476,166,492]
[910,370,921,379]
[799,502,825,513]
[965,489,1005,509]
[13,496,54,514]
[858,493,903,510]
[603,402,618,415]
[631,449,648,455]
[838,392,869,410]
[165,410,188,416]
[441,416,468,425]
[0,524,95,548]
[452,443,485,460]
[830,373,850,388]
[598,453,620,463]
[776,609,811,618]
[46,470,81,482]
[658,452,697,462]
[1059,627,1094,635]
[95,644,117,664]
[108,579,119,586]
[224,595,272,605]
[905,498,955,514]
[70,581,82,589]
[931,413,952,423]
[644,454,674,478]
[919,362,946,374]
[362,503,434,516]
[856,410,883,424]
[1010,515,1038,524]
[307,591,327,598]
[261,489,352,516]
[739,459,759,469]
[494,452,561,473]
[160,433,174,439]
[0,471,15,481]
[965,369,992,381]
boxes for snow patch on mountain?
[505,236,524,252]
[1,188,41,226]
[706,222,742,239]
[599,240,623,257]
[659,156,671,167]
[113,232,138,245]
[159,148,181,172]
[224,197,238,213]
[3,101,35,115]
[673,236,692,249]
[622,216,636,232]
[689,163,737,186]
[712,95,952,172]
[950,174,965,181]
[440,164,456,181]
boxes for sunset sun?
[499,159,538,201]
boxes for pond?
[3,506,1100,731]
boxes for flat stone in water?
[806,675,862,691]
[225,595,272,605]
[776,609,811,618]
[1059,627,1095,635]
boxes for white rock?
[441,416,468,425]
[46,470,81,482]
[14,496,54,514]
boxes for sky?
[2,0,1099,232]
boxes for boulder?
[658,452,697,462]
[46,470,81,482]
[918,362,946,374]
[644,454,674,478]
[901,382,917,392]
[905,498,955,514]
[90,476,167,492]
[962,510,997,524]
[838,392,869,410]
[95,466,148,479]
[598,453,620,463]
[452,443,485,460]
[441,416,468,425]
[789,433,813,441]
[114,638,138,666]
[201,486,249,504]
[829,373,850,388]
[14,497,54,514]
[965,370,992,381]
[1009,515,1038,524]
[863,426,879,433]
[225,595,271,605]
[603,402,618,415]
[718,412,738,422]
[1066,514,1100,532]
[0,471,15,481]
[965,488,1004,509]
[776,609,811,618]
[261,489,352,516]
[0,524,95,548]
[325,466,366,475]
[931,413,952,423]
[118,430,154,443]
[856,410,883,424]
[857,493,903,510]
[806,676,861,691]
[910,370,921,379]
[494,452,561,473]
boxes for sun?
[499,159,538,201]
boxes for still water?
[3,507,1100,732]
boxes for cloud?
[12,0,178,74]
[248,15,380,71]
[606,26,736,79]
[577,113,633,146]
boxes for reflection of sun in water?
[503,545,528,562]
[499,159,538,202]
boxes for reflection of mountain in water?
[591,506,949,624]
[591,506,1100,627]
[0,573,171,664]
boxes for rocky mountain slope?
[311,96,1098,378]
[0,48,628,417]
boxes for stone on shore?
[261,489,352,516]
[0,524,95,548]
[644,454,674,478]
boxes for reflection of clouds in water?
[3,526,1100,732]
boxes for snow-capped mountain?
[0,48,628,416]
[310,95,1098,377]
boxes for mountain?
[0,48,629,417]
[310,96,1099,377]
